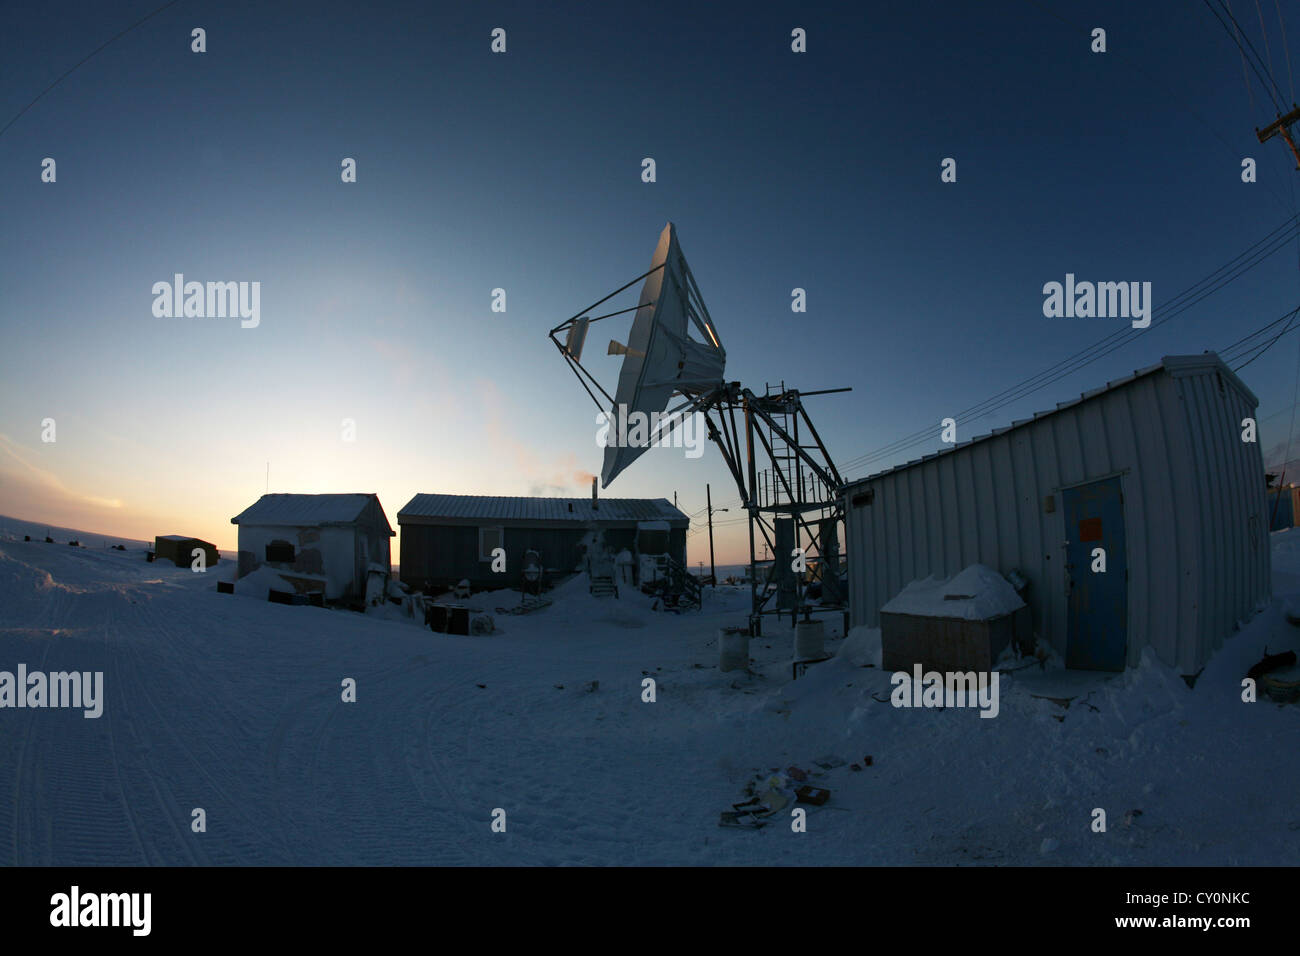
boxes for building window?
[478,526,504,562]
[266,540,295,563]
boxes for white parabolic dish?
[601,222,726,487]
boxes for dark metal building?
[397,493,689,591]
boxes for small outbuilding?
[154,535,219,569]
[843,353,1270,675]
[397,493,689,591]
[230,493,394,604]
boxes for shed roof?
[397,493,689,527]
[231,493,394,535]
[843,353,1257,489]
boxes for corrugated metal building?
[397,494,689,591]
[843,354,1270,674]
[231,493,394,602]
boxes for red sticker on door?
[1078,517,1102,541]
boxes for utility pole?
[1258,105,1300,169]
[706,482,728,587]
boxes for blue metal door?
[1062,477,1127,671]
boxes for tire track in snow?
[103,597,206,865]
[394,666,481,864]
[8,634,53,865]
[268,655,426,863]
[8,586,154,864]
[114,593,291,864]
[303,658,479,865]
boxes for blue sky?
[2,0,1300,562]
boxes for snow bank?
[881,564,1024,621]
[233,566,296,601]
[838,626,882,668]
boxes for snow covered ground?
[1,513,1298,866]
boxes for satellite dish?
[600,222,725,487]
[547,222,849,637]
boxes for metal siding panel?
[1153,374,1201,670]
[1126,377,1176,665]
[1204,375,1242,655]
[1013,425,1044,639]
[1011,431,1037,581]
[1185,376,1221,670]
[867,482,885,626]
[937,452,960,577]
[861,483,880,627]
[1186,371,1269,665]
[1182,374,1219,667]
[1187,377,1224,667]
[1223,382,1248,635]
[906,466,926,582]
[1228,384,1261,625]
[991,434,1018,572]
[893,472,910,588]
[924,461,943,579]
[885,473,904,609]
[1109,386,1150,664]
[1054,412,1085,486]
[1077,399,1113,478]
[1033,411,1065,649]
[970,443,993,566]
[955,451,978,569]
[870,478,890,625]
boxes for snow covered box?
[230,493,394,605]
[880,565,1029,673]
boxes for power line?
[1209,0,1286,112]
[838,215,1300,478]
[1022,0,1291,210]
[1219,302,1299,357]
[1275,0,1297,104]
[0,0,186,141]
[840,213,1300,472]
[1230,0,1259,115]
[1253,0,1282,103]
[1226,304,1300,371]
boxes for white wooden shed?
[231,493,394,604]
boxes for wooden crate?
[881,605,1029,672]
